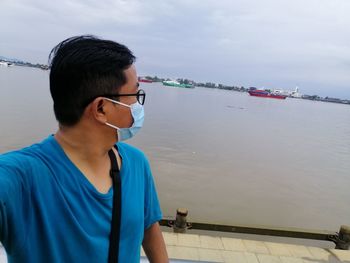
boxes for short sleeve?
[143,159,162,230]
[0,154,31,253]
[0,163,20,242]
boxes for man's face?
[109,64,139,129]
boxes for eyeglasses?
[104,89,146,105]
[84,89,146,107]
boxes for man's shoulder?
[0,144,39,167]
[0,136,54,170]
[117,142,146,159]
[117,142,150,170]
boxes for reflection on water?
[1,67,350,233]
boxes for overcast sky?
[1,0,350,98]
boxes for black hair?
[48,35,136,126]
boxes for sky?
[1,0,350,99]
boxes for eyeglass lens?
[138,90,146,105]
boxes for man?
[0,36,168,262]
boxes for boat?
[290,87,302,98]
[162,80,194,88]
[248,89,287,99]
[138,77,153,83]
[0,61,10,67]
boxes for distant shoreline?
[1,56,349,105]
[141,76,350,105]
[0,58,48,70]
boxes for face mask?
[104,98,144,141]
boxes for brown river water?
[1,66,349,250]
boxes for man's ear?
[97,100,104,113]
[91,98,107,123]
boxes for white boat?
[290,86,303,98]
[272,87,303,98]
[0,61,10,67]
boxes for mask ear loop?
[103,97,131,108]
[105,122,120,130]
[103,97,124,137]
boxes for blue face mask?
[104,98,144,141]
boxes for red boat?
[248,90,287,99]
[138,77,153,83]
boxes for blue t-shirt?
[0,136,162,263]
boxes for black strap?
[107,148,121,263]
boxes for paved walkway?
[143,232,350,263]
[2,232,350,262]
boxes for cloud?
[0,0,349,98]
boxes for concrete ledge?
[151,231,350,262]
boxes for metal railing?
[160,208,350,250]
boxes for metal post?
[173,208,188,233]
[335,225,350,250]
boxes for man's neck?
[54,123,118,193]
[55,126,111,164]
